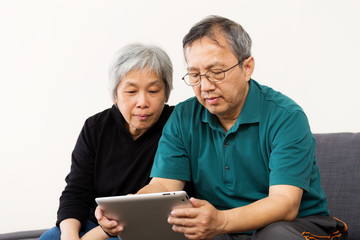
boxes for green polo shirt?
[151,79,329,218]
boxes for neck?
[217,86,249,133]
[218,118,238,133]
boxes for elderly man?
[97,16,348,240]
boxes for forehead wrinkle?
[187,61,227,72]
[186,35,229,73]
[185,35,226,60]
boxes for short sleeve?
[150,106,191,181]
[268,111,315,192]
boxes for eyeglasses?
[182,61,241,86]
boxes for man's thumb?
[190,197,206,208]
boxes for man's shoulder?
[174,97,203,114]
[167,97,204,128]
[252,80,311,137]
[176,96,200,107]
[253,80,304,113]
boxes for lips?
[135,114,151,121]
[205,97,220,105]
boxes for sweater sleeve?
[56,119,97,229]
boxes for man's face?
[184,34,254,124]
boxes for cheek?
[117,96,135,115]
[192,86,202,97]
[152,98,165,112]
[117,93,136,105]
[118,103,132,118]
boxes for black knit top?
[56,104,174,228]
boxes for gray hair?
[183,15,252,64]
[108,43,173,102]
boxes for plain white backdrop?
[0,0,359,233]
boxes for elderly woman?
[39,43,174,240]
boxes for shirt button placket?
[224,142,230,180]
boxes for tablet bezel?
[95,191,191,240]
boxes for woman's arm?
[80,226,108,240]
[59,218,81,240]
[57,120,97,228]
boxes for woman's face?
[115,67,166,140]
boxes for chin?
[205,104,220,113]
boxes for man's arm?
[168,184,303,240]
[137,177,186,194]
[220,185,303,232]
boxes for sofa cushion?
[314,132,360,240]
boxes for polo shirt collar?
[201,79,260,132]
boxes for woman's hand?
[95,206,124,236]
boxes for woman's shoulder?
[85,107,114,127]
[163,104,175,117]
[154,104,175,128]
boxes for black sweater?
[56,104,174,228]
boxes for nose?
[199,75,216,92]
[136,92,149,108]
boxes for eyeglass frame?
[181,60,243,86]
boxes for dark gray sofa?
[314,132,360,239]
[1,132,359,240]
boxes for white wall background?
[1,0,359,233]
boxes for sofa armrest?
[0,229,48,240]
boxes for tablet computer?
[95,191,191,240]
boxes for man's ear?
[243,56,255,81]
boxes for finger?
[184,233,200,240]
[95,206,104,220]
[172,224,198,236]
[171,207,198,218]
[168,215,196,227]
[100,221,123,236]
[190,197,207,208]
[110,224,124,236]
[98,215,118,229]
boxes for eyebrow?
[123,79,163,87]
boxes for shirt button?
[225,166,230,171]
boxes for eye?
[125,90,136,94]
[210,69,223,75]
[210,69,224,80]
[149,90,159,94]
[188,73,200,78]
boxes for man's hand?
[168,198,226,240]
[95,206,124,236]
